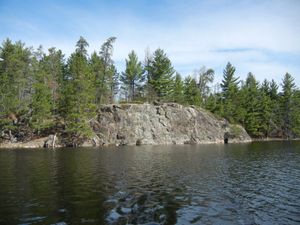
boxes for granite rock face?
[89,103,251,146]
[0,103,251,148]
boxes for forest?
[0,37,299,145]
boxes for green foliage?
[219,62,240,122]
[229,125,242,138]
[60,38,96,144]
[184,76,202,106]
[44,47,65,113]
[120,50,144,101]
[280,73,297,138]
[30,49,53,132]
[258,86,273,137]
[76,36,89,56]
[90,51,104,105]
[172,73,185,104]
[30,82,53,131]
[291,90,300,136]
[221,62,239,98]
[148,48,175,100]
[0,39,33,134]
[241,73,262,137]
[204,94,218,113]
[98,37,117,104]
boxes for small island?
[0,38,299,148]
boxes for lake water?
[0,141,299,225]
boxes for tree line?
[0,37,299,145]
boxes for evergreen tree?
[221,62,239,97]
[98,37,117,104]
[120,50,144,101]
[172,73,184,104]
[76,36,89,56]
[264,79,281,137]
[30,47,53,133]
[269,79,279,100]
[90,51,104,105]
[242,73,262,137]
[281,73,296,138]
[205,94,218,113]
[148,48,175,100]
[184,76,202,106]
[44,47,65,113]
[0,39,33,133]
[291,90,300,136]
[259,80,273,137]
[60,37,96,145]
[220,62,240,122]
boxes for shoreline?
[252,138,300,142]
[2,138,299,149]
[0,138,253,149]
[1,137,299,150]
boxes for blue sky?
[1,0,300,87]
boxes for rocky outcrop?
[0,103,251,148]
[89,103,251,146]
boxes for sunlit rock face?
[89,103,251,146]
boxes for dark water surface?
[0,141,300,225]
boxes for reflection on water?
[0,141,300,225]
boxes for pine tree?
[269,79,279,100]
[60,37,96,145]
[291,90,300,136]
[120,50,144,101]
[242,73,262,137]
[184,76,202,106]
[0,39,33,134]
[281,73,296,138]
[30,47,53,133]
[90,51,104,105]
[221,62,239,98]
[259,80,273,137]
[220,62,240,122]
[98,37,117,104]
[205,94,218,113]
[148,48,175,100]
[44,47,65,114]
[172,73,184,104]
[76,36,89,56]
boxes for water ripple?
[0,142,299,225]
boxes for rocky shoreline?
[0,103,252,149]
